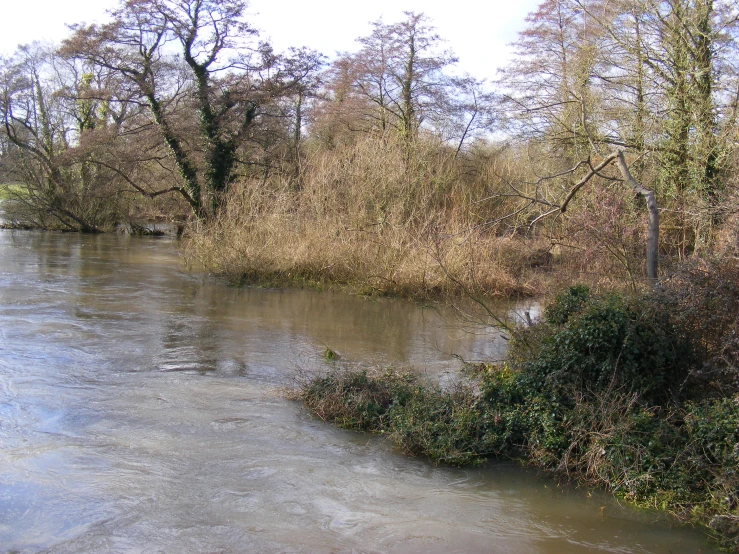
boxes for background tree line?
[2,0,739,288]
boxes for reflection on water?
[0,230,719,553]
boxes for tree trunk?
[615,151,659,282]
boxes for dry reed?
[186,134,549,299]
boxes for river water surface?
[0,231,720,553]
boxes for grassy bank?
[297,262,739,550]
[187,213,545,299]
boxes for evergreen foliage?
[299,278,739,549]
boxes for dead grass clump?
[185,134,549,299]
[186,133,670,298]
[186,202,542,298]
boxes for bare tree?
[61,0,322,219]
[0,44,136,230]
[493,150,660,280]
[322,12,461,142]
[499,0,606,161]
[498,0,739,263]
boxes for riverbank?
[297,274,739,551]
[186,218,548,300]
[178,136,677,303]
[5,230,721,553]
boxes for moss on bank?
[0,184,22,201]
[297,266,739,551]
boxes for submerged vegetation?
[299,264,739,549]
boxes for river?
[0,231,720,553]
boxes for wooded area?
[2,0,739,289]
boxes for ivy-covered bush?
[299,282,739,549]
[300,368,415,431]
[509,286,695,406]
[385,384,509,466]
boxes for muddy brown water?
[0,231,720,553]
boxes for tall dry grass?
[186,134,548,299]
[187,132,717,299]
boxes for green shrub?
[386,384,506,466]
[676,398,739,509]
[684,397,739,467]
[510,286,694,406]
[297,282,739,549]
[300,368,415,431]
[543,283,591,325]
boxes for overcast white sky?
[2,0,541,80]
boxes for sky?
[1,0,542,81]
